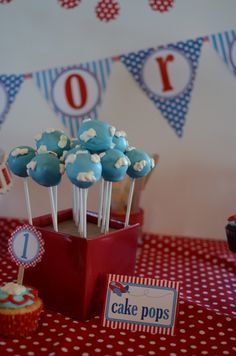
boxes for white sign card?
[102,274,180,335]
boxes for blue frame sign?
[102,274,180,335]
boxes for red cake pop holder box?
[24,209,140,321]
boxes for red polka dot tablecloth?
[0,218,235,355]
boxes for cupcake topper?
[8,224,45,285]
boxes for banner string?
[21,37,209,80]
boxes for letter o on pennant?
[51,68,101,117]
[141,48,193,99]
[230,38,236,71]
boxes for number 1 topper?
[8,225,45,284]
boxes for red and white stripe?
[0,161,12,194]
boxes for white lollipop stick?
[72,185,77,224]
[105,181,112,234]
[101,181,108,233]
[79,188,83,236]
[53,185,58,230]
[49,187,58,232]
[77,187,80,226]
[23,177,33,225]
[97,178,104,227]
[83,189,88,238]
[125,178,135,227]
[53,185,58,223]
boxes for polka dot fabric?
[0,0,13,4]
[0,219,236,355]
[0,218,26,254]
[58,0,81,10]
[149,0,175,13]
[95,0,120,22]
[120,38,203,137]
[0,75,24,126]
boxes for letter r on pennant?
[155,54,174,92]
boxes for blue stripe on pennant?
[35,72,41,90]
[209,30,236,75]
[42,71,49,100]
[218,33,228,65]
[99,60,105,90]
[106,58,111,77]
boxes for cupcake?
[0,282,43,338]
[225,215,236,253]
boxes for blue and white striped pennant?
[208,30,236,75]
[32,58,113,137]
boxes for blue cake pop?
[100,149,129,182]
[78,119,116,153]
[70,138,81,149]
[112,130,128,152]
[65,151,102,189]
[125,147,153,179]
[27,152,64,187]
[60,145,85,164]
[8,146,36,177]
[35,128,70,158]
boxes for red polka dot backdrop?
[0,0,13,4]
[58,0,81,10]
[0,218,235,355]
[0,218,26,253]
[149,0,175,13]
[95,0,120,23]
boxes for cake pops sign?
[103,274,180,335]
[51,68,101,117]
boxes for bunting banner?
[208,30,236,75]
[32,59,113,137]
[0,75,24,129]
[120,38,203,137]
[0,30,235,138]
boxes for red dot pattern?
[95,0,120,22]
[149,0,174,13]
[58,0,81,10]
[0,0,13,4]
[0,218,26,253]
[0,219,235,355]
